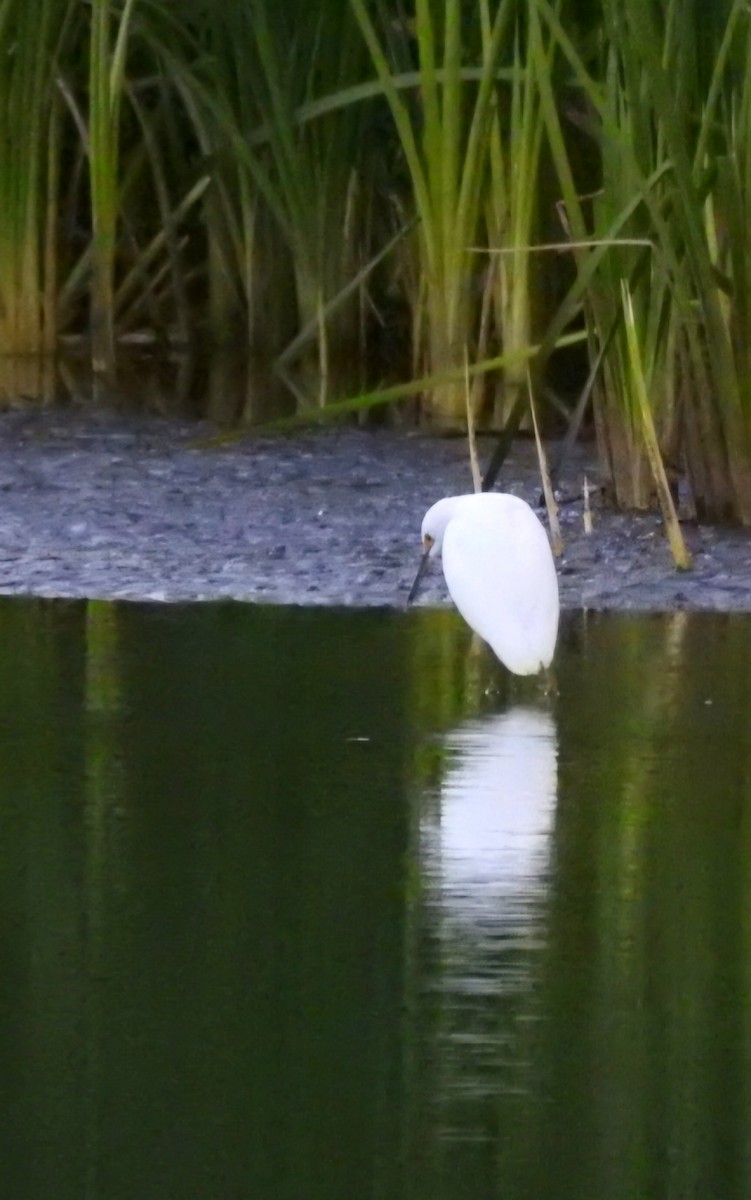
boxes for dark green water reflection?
[1,601,750,1199]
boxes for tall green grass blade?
[0,0,74,390]
[88,0,138,378]
[622,282,691,567]
[350,0,520,425]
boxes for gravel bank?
[0,409,750,611]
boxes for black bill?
[407,546,432,604]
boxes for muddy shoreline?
[0,409,750,611]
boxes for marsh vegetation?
[2,0,751,520]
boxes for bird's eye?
[423,533,434,550]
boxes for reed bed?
[0,0,751,519]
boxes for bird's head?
[420,496,461,557]
[409,497,463,603]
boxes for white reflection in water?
[421,706,558,1126]
[427,706,558,923]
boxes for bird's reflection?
[418,707,559,1128]
[424,706,558,923]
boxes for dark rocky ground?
[1,409,750,611]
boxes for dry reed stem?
[583,475,593,534]
[464,346,482,494]
[528,369,563,555]
[622,284,692,569]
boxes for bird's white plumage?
[417,493,559,675]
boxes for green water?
[2,600,750,1199]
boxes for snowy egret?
[408,493,559,676]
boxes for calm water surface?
[2,600,750,1199]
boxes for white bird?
[408,492,559,676]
